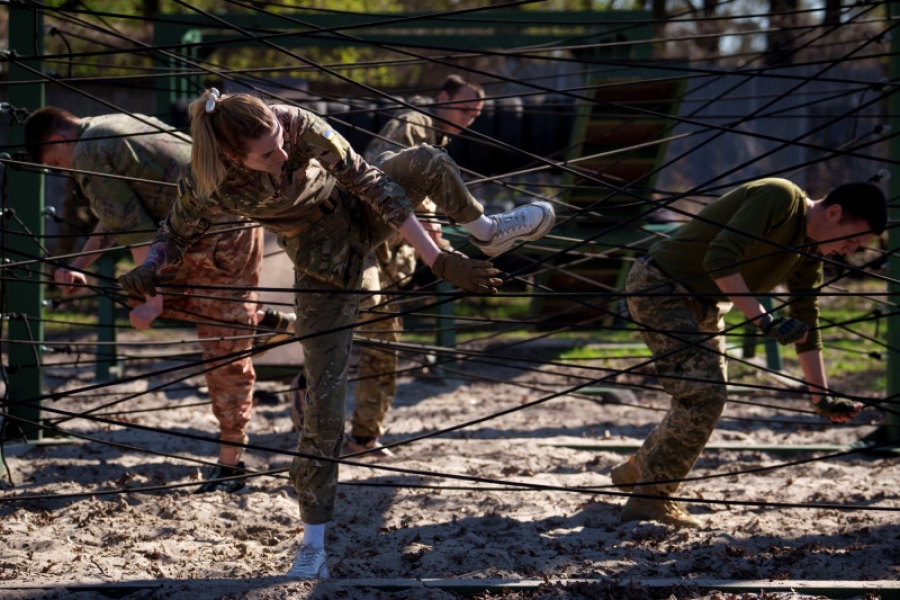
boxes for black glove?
[118,265,172,297]
[813,395,861,420]
[758,315,809,345]
[431,250,502,294]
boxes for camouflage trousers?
[350,243,416,439]
[350,157,429,441]
[154,224,263,451]
[625,257,730,495]
[286,144,481,524]
[362,144,483,245]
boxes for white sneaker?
[341,434,395,460]
[285,544,329,579]
[469,201,556,257]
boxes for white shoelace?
[494,207,534,237]
[289,546,324,574]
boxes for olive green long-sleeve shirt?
[650,178,823,352]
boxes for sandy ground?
[1,327,898,600]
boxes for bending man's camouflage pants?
[287,145,482,524]
[625,257,729,496]
[154,224,263,452]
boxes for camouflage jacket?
[72,114,191,245]
[146,105,415,270]
[363,109,448,163]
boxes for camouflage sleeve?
[285,106,415,228]
[72,139,161,246]
[363,111,432,163]
[144,168,213,271]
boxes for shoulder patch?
[176,177,199,202]
[302,118,351,165]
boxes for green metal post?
[435,280,461,384]
[3,3,45,443]
[154,26,202,120]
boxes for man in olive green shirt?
[613,178,886,528]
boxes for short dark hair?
[24,106,79,162]
[823,182,888,235]
[439,74,484,100]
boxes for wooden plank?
[547,440,849,455]
[5,578,899,599]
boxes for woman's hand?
[431,250,502,293]
[129,295,164,330]
[119,265,173,297]
[54,267,87,296]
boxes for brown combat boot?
[621,485,702,529]
[610,456,641,492]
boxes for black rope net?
[0,0,897,558]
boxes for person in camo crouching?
[341,74,487,458]
[613,178,885,529]
[25,105,295,495]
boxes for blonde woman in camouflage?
[118,89,555,579]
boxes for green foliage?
[520,0,641,9]
[34,0,412,80]
[40,1,403,15]
[206,45,412,91]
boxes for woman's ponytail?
[188,89,276,198]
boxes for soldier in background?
[340,74,486,458]
[25,106,295,494]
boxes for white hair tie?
[205,88,221,113]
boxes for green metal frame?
[528,67,688,324]
[868,1,900,451]
[95,254,123,382]
[4,3,45,446]
[152,10,653,118]
[3,578,898,598]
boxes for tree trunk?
[766,0,798,65]
[823,0,842,26]
[142,0,160,19]
[700,0,720,58]
[652,0,666,43]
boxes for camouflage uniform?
[625,258,729,495]
[144,105,483,524]
[350,109,448,440]
[364,109,448,161]
[73,114,262,452]
[623,178,823,496]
